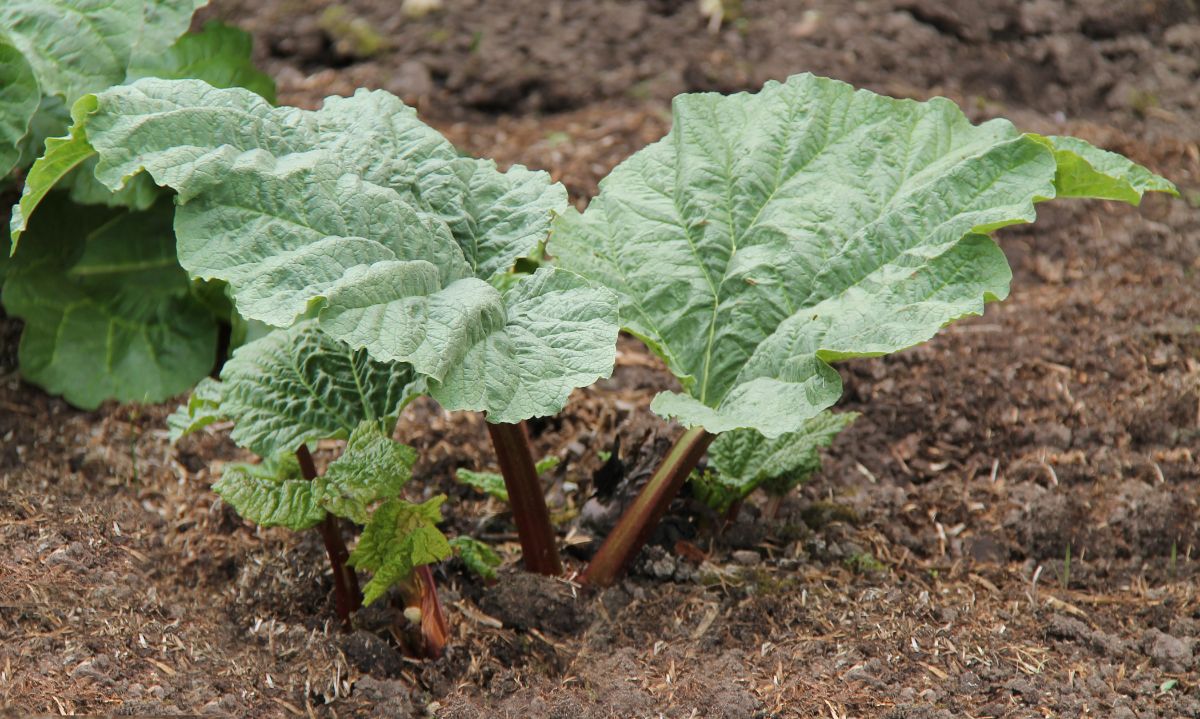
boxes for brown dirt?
[4,0,1200,717]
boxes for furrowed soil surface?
[3,1,1199,717]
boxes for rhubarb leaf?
[350,496,452,605]
[169,320,423,458]
[700,411,858,512]
[213,452,327,531]
[27,79,617,421]
[1035,134,1179,204]
[1,194,216,408]
[128,21,276,103]
[0,41,39,177]
[455,469,509,502]
[552,73,1176,438]
[319,421,417,525]
[0,0,205,106]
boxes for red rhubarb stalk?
[297,445,363,625]
[582,426,715,587]
[486,421,562,575]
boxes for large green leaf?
[213,453,326,531]
[552,73,1176,438]
[18,79,618,421]
[0,41,39,177]
[170,320,423,458]
[1,193,216,408]
[0,0,205,105]
[349,496,452,605]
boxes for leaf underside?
[24,79,618,422]
[700,411,859,512]
[169,320,423,459]
[552,73,1177,438]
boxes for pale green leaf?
[213,453,326,531]
[702,411,858,512]
[10,96,99,245]
[2,194,217,408]
[167,376,225,441]
[0,41,40,177]
[349,496,451,606]
[552,73,1176,438]
[200,320,423,458]
[34,79,617,421]
[319,421,417,525]
[449,536,501,581]
[535,455,561,475]
[1035,134,1179,204]
[0,0,205,104]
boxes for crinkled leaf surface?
[1,193,216,408]
[349,496,451,605]
[0,0,205,104]
[21,79,617,421]
[167,376,224,441]
[0,41,39,177]
[170,320,422,458]
[552,73,1176,437]
[213,453,326,531]
[705,411,858,510]
[1033,134,1179,204]
[320,422,417,525]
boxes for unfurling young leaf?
[320,422,418,525]
[213,452,326,531]
[449,535,502,581]
[350,496,452,606]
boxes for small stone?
[1147,630,1194,672]
[731,550,760,566]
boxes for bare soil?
[3,1,1199,717]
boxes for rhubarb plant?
[34,77,621,575]
[171,320,457,655]
[2,0,274,408]
[550,73,1177,585]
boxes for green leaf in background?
[24,78,618,422]
[1,193,217,408]
[350,495,452,605]
[455,469,509,502]
[449,535,502,581]
[129,21,276,103]
[213,452,327,531]
[552,73,1177,438]
[456,454,559,502]
[0,41,39,177]
[169,320,423,458]
[699,411,858,512]
[319,421,417,525]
